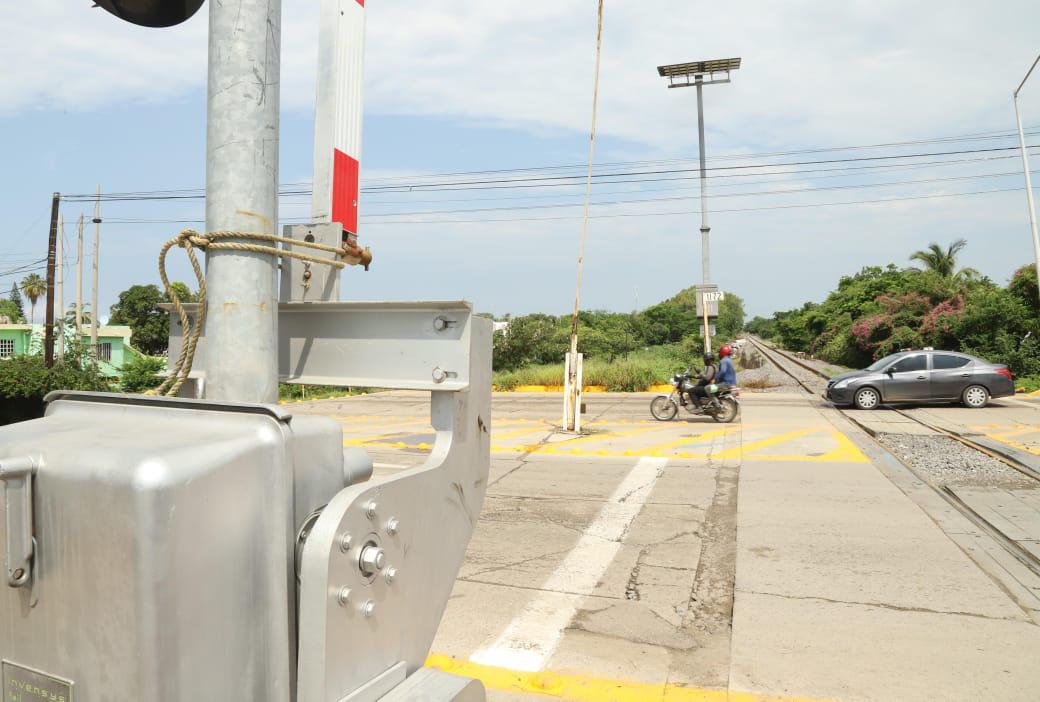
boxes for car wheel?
[853,387,881,410]
[962,385,989,409]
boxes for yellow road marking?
[425,654,828,702]
[983,432,1040,455]
[712,427,821,461]
[638,426,742,455]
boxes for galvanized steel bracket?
[0,457,37,588]
[295,315,491,702]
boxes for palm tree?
[20,274,46,325]
[909,239,969,278]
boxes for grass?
[1014,376,1040,393]
[278,384,374,401]
[494,344,695,392]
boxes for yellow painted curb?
[648,384,674,393]
[494,385,670,393]
[425,653,828,702]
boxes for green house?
[0,324,139,378]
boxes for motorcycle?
[650,370,740,423]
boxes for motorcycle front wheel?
[650,395,678,421]
[711,397,740,423]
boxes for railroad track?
[744,335,1040,577]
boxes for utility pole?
[56,216,64,362]
[202,0,282,404]
[91,185,101,355]
[657,58,741,352]
[76,214,84,336]
[1013,53,1040,306]
[563,0,604,433]
[43,193,59,368]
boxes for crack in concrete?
[740,588,1028,622]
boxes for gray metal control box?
[0,392,345,701]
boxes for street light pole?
[695,76,710,284]
[657,58,741,353]
[1013,54,1040,304]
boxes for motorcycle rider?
[717,345,737,390]
[688,351,718,411]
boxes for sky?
[1,0,1039,323]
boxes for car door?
[882,353,930,402]
[929,353,973,400]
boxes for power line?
[59,143,1040,202]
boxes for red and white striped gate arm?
[311,0,366,236]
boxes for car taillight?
[997,368,1013,381]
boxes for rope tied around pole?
[150,228,372,397]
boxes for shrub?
[120,354,166,393]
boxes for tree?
[909,239,971,279]
[64,306,94,328]
[0,300,23,324]
[8,283,24,320]
[108,283,198,355]
[20,274,46,325]
[109,285,168,355]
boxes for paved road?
[291,390,1040,701]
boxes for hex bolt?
[359,545,386,576]
[361,600,376,618]
[338,532,353,553]
[385,518,400,536]
[337,587,351,606]
[384,567,398,585]
[433,316,447,331]
[432,367,447,384]
[365,501,377,520]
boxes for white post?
[76,214,84,337]
[55,217,64,362]
[1013,56,1040,305]
[203,0,282,403]
[91,185,100,356]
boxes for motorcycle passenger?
[689,352,718,411]
[717,345,737,390]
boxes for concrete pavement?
[290,390,1040,701]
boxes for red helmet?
[719,345,732,357]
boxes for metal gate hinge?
[0,457,37,588]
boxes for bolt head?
[432,367,447,383]
[386,518,400,536]
[361,600,376,618]
[359,545,386,576]
[385,567,398,585]
[365,501,377,519]
[337,586,351,606]
[338,533,353,553]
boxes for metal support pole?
[565,0,604,432]
[204,0,282,404]
[1013,54,1040,307]
[55,217,64,362]
[91,186,101,356]
[695,78,711,353]
[696,78,710,286]
[43,193,59,368]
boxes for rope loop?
[149,228,369,397]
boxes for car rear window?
[889,355,926,373]
[932,354,971,370]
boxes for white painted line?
[469,456,668,672]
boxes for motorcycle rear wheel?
[650,395,678,421]
[711,396,740,423]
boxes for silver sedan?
[824,350,1015,410]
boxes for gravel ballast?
[877,432,1036,489]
